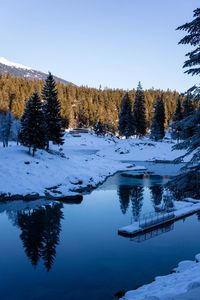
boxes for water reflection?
[130,186,144,221]
[130,222,174,243]
[0,166,200,300]
[150,185,163,207]
[3,202,63,271]
[117,186,131,214]
[17,203,63,271]
[118,185,144,220]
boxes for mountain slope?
[0,57,71,84]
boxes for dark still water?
[0,163,200,300]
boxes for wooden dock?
[118,201,200,237]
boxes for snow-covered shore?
[0,133,187,199]
[121,254,200,300]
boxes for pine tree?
[171,96,183,140]
[151,95,165,140]
[42,73,64,149]
[133,82,147,136]
[177,8,200,75]
[182,94,195,118]
[19,92,47,156]
[0,94,15,147]
[173,96,183,122]
[168,7,200,199]
[118,92,134,138]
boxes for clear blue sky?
[0,0,199,91]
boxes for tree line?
[118,81,197,140]
[0,73,180,132]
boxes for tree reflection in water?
[118,185,144,221]
[117,185,132,214]
[150,185,163,208]
[15,202,63,271]
[130,186,144,221]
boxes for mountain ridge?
[0,57,71,85]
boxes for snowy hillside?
[0,133,188,199]
[0,57,71,84]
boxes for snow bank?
[97,137,187,162]
[121,254,200,300]
[0,133,187,199]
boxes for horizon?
[0,0,199,92]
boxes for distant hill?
[0,57,71,85]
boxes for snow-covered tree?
[42,73,64,149]
[118,92,134,138]
[151,95,165,141]
[168,8,200,199]
[133,82,147,136]
[177,8,200,76]
[19,92,47,156]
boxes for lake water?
[0,163,200,300]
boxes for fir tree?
[42,73,64,149]
[19,92,47,156]
[168,7,200,199]
[177,8,200,75]
[151,95,165,140]
[118,92,134,138]
[133,82,147,136]
[182,94,195,118]
[173,96,183,122]
[0,94,15,147]
[171,96,183,140]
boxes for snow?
[121,254,200,300]
[97,137,188,162]
[129,166,147,171]
[0,133,188,198]
[0,57,31,70]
